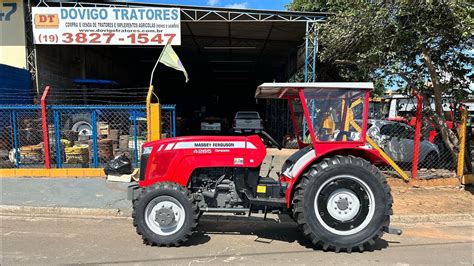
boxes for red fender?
[284,146,387,208]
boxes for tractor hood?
[142,135,261,150]
[139,135,267,187]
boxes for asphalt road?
[1,214,472,265]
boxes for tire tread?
[132,182,199,247]
[292,155,393,252]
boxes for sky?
[129,0,291,10]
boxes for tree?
[288,0,473,158]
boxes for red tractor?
[128,82,400,252]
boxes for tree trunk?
[423,109,459,159]
[420,45,459,161]
[421,46,444,116]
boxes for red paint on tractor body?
[138,135,266,187]
[139,134,385,208]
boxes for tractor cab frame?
[256,83,386,193]
[257,82,373,150]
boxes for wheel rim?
[326,188,361,222]
[314,175,375,236]
[145,196,186,236]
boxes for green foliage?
[288,0,473,100]
[286,0,348,13]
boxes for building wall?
[0,0,26,69]
[0,64,32,104]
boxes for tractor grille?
[139,154,149,181]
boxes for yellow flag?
[159,45,189,82]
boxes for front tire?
[132,182,199,246]
[292,156,392,252]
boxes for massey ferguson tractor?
[128,82,401,252]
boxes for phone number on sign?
[36,32,176,45]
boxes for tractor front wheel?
[292,155,392,252]
[132,182,199,246]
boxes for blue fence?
[0,105,43,168]
[0,104,176,169]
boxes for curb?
[390,213,473,224]
[0,168,105,178]
[387,177,461,187]
[1,205,472,224]
[0,205,129,218]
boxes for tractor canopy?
[255,82,373,99]
[256,82,373,149]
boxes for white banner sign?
[31,7,181,45]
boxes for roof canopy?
[255,82,374,99]
[41,1,329,86]
[44,1,328,22]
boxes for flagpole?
[147,44,169,141]
[149,43,169,87]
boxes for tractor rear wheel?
[292,155,392,252]
[133,182,199,246]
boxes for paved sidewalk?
[1,178,131,213]
[1,177,473,222]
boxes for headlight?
[142,146,152,155]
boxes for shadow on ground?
[463,184,474,195]
[85,214,391,264]
[190,214,388,252]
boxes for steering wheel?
[260,131,282,150]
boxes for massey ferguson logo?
[173,141,245,150]
[194,142,235,148]
[34,14,59,28]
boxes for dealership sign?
[31,7,181,45]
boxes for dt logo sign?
[34,13,59,28]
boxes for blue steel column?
[304,21,310,82]
[54,111,62,168]
[172,106,176,137]
[304,21,317,82]
[313,28,318,81]
[303,21,318,139]
[11,111,20,168]
[91,110,98,168]
[303,22,309,138]
[311,28,318,125]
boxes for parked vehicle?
[128,83,401,252]
[367,119,440,168]
[232,111,263,133]
[200,117,226,134]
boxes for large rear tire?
[292,155,392,252]
[133,182,199,246]
[64,113,93,137]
